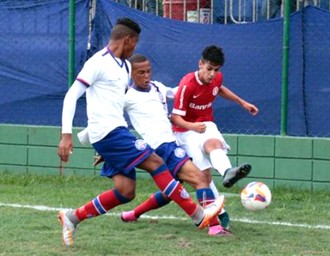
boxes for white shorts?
[174,121,230,171]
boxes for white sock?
[209,180,219,198]
[209,149,232,176]
[209,180,226,215]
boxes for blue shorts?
[155,142,189,179]
[92,127,154,180]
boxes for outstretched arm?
[218,85,259,116]
[58,81,87,162]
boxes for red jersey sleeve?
[172,73,195,117]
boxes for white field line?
[1,202,330,230]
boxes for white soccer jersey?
[124,81,176,149]
[76,47,131,143]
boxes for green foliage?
[0,172,329,256]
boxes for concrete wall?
[0,125,329,191]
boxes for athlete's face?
[198,60,221,84]
[122,35,139,59]
[132,60,152,89]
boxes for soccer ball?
[240,181,272,211]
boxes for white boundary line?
[1,202,330,230]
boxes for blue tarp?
[92,2,330,137]
[0,0,90,126]
[0,1,329,137]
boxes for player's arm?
[218,85,259,116]
[58,81,87,162]
[166,86,178,99]
[171,114,206,133]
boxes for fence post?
[68,0,76,88]
[281,0,290,136]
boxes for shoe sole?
[209,229,233,237]
[58,211,74,246]
[223,164,251,188]
[198,195,225,230]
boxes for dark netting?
[1,1,330,137]
[92,2,330,137]
[0,0,90,127]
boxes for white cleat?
[198,195,225,230]
[58,210,76,246]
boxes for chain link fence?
[0,0,329,137]
[113,0,330,23]
[0,0,89,126]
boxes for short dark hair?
[129,54,148,65]
[202,45,225,66]
[116,17,141,34]
[110,17,141,40]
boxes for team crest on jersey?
[180,188,190,199]
[212,87,219,96]
[135,139,147,151]
[174,147,186,158]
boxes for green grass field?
[0,172,329,256]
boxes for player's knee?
[121,190,136,201]
[149,153,164,165]
[139,153,164,171]
[115,187,136,202]
[204,138,222,153]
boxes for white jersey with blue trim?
[124,81,176,149]
[76,47,131,143]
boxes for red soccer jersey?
[172,71,223,132]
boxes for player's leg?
[137,153,224,229]
[58,127,146,246]
[94,128,223,228]
[175,131,230,230]
[122,142,190,222]
[209,179,231,230]
[121,191,171,221]
[58,174,136,246]
[178,161,231,236]
[203,122,251,188]
[122,142,211,223]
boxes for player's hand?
[58,134,73,162]
[242,102,259,116]
[191,122,207,133]
[93,154,104,166]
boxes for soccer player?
[116,54,231,236]
[171,45,259,204]
[57,18,224,246]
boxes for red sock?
[134,192,170,217]
[75,189,122,221]
[209,212,220,226]
[151,166,198,217]
[134,194,159,217]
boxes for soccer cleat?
[219,211,230,230]
[121,210,138,222]
[208,225,232,236]
[223,163,252,188]
[58,210,76,246]
[198,195,225,230]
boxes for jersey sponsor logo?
[189,102,212,110]
[193,93,202,99]
[212,87,219,96]
[174,147,186,158]
[180,188,190,199]
[135,139,147,151]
